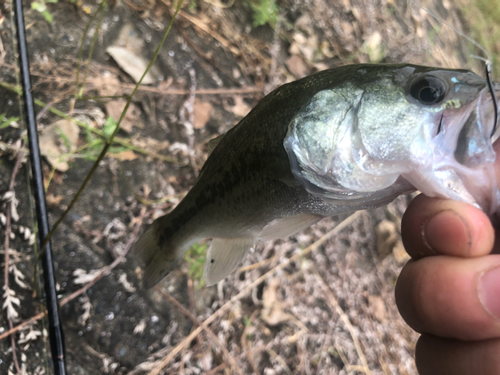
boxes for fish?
[135,63,500,288]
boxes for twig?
[0,220,141,342]
[154,286,243,375]
[310,266,371,374]
[186,276,202,348]
[315,321,333,375]
[173,8,234,53]
[240,310,260,375]
[35,99,56,122]
[147,212,362,375]
[1,78,262,97]
[334,342,352,375]
[180,68,197,174]
[238,257,272,272]
[100,84,262,96]
[204,362,227,375]
[266,348,293,375]
[3,150,24,374]
[74,1,106,98]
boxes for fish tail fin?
[134,221,183,288]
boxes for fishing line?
[410,0,499,136]
[486,64,499,137]
[469,54,498,136]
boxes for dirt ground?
[0,0,483,374]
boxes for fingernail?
[423,210,471,255]
[478,266,500,320]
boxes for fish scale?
[135,64,500,288]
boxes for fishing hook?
[486,64,498,137]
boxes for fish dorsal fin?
[207,133,225,155]
[204,237,254,285]
[258,213,323,241]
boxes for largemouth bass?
[135,64,500,287]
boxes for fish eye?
[409,76,447,104]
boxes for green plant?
[188,0,197,11]
[31,0,58,23]
[246,0,278,27]
[81,117,128,160]
[184,242,208,286]
[243,315,252,326]
[0,114,20,129]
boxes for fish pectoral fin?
[203,237,254,286]
[258,213,323,241]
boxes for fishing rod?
[13,0,67,373]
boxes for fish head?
[284,64,500,214]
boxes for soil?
[0,0,480,374]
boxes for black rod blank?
[13,1,67,373]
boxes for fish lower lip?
[493,136,500,148]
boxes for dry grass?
[458,0,500,76]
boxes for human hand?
[397,194,500,375]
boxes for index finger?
[401,194,494,259]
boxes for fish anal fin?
[203,237,254,286]
[258,214,323,241]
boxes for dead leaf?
[193,98,213,129]
[294,14,314,36]
[289,32,318,63]
[108,150,138,161]
[319,40,334,59]
[232,68,241,80]
[223,96,251,118]
[158,76,174,91]
[106,46,156,85]
[393,240,411,264]
[105,99,142,133]
[313,62,329,72]
[39,119,80,172]
[261,278,289,326]
[46,194,64,206]
[114,23,144,54]
[360,32,385,63]
[375,220,399,258]
[368,295,386,322]
[341,21,354,37]
[289,16,318,64]
[285,54,311,78]
[98,73,122,97]
[142,184,151,199]
[132,137,170,152]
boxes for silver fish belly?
[135,63,500,288]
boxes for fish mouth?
[449,89,497,167]
[405,86,500,214]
